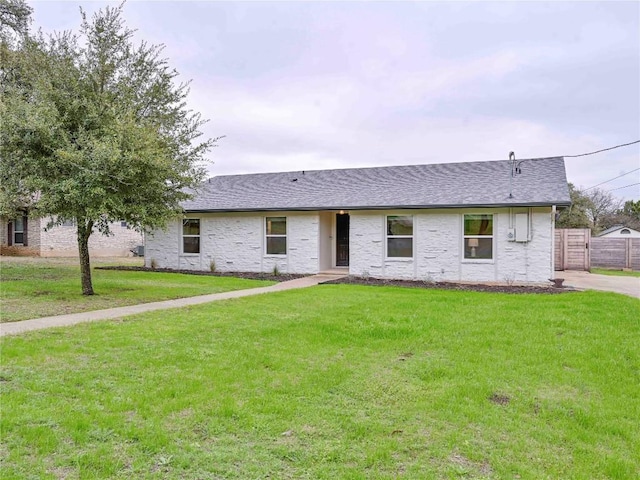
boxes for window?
[62,219,75,227]
[120,221,128,228]
[13,217,24,245]
[386,215,413,258]
[182,219,200,254]
[620,229,631,235]
[265,217,286,255]
[464,214,493,259]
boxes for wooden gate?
[555,228,590,271]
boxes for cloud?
[30,0,640,201]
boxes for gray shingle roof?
[183,157,571,212]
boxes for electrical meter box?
[515,213,529,242]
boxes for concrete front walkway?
[558,271,640,299]
[0,274,346,337]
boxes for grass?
[591,267,640,278]
[1,285,639,479]
[0,257,274,322]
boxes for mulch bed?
[95,266,306,283]
[322,276,576,294]
[97,266,575,294]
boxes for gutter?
[184,201,572,214]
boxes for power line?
[607,182,640,192]
[564,140,640,158]
[584,167,640,191]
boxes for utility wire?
[607,182,640,192]
[564,139,640,158]
[584,167,640,191]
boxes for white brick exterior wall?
[145,212,320,274]
[350,207,554,283]
[1,216,143,257]
[40,221,143,257]
[145,207,555,283]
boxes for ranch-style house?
[145,157,571,283]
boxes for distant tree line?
[556,183,640,233]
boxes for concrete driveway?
[558,271,640,299]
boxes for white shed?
[597,225,640,238]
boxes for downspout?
[551,205,557,276]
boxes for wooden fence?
[555,229,590,271]
[590,237,640,270]
[555,229,640,270]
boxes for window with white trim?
[464,214,493,259]
[13,217,24,245]
[182,219,200,254]
[386,215,413,258]
[620,229,631,235]
[265,217,286,255]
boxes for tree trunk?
[77,219,94,295]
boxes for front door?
[336,213,350,267]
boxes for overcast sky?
[31,1,640,201]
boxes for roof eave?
[184,201,571,214]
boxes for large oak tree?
[1,3,217,294]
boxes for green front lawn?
[1,286,638,479]
[591,267,640,278]
[0,258,274,322]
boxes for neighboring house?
[145,157,571,283]
[596,225,640,238]
[1,216,143,257]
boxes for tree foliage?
[556,182,634,233]
[0,0,31,45]
[555,183,592,229]
[601,199,640,232]
[1,4,216,294]
[0,0,35,215]
[621,199,640,217]
[584,188,622,233]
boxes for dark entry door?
[336,214,350,266]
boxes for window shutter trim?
[23,216,28,246]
